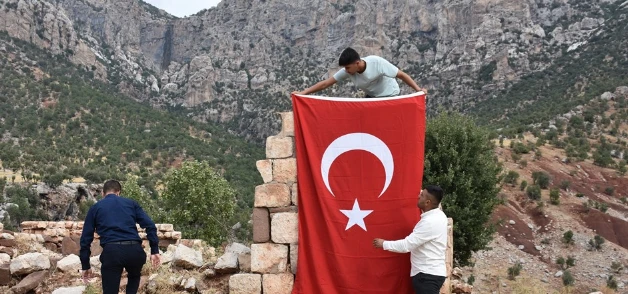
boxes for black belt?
[107,240,140,245]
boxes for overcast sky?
[143,0,221,17]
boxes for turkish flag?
[291,93,426,294]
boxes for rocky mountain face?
[0,0,622,142]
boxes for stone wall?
[18,221,181,254]
[232,112,454,293]
[228,112,296,294]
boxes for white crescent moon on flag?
[321,133,394,198]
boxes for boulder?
[173,244,203,269]
[10,252,51,275]
[10,270,48,294]
[56,254,81,273]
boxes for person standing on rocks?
[79,179,161,294]
[292,47,427,98]
[372,185,448,294]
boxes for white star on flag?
[340,198,373,231]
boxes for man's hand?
[151,254,161,268]
[372,238,385,249]
[290,91,304,99]
[82,269,93,283]
[420,87,428,94]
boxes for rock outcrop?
[0,0,614,141]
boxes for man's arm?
[135,202,159,255]
[293,76,337,95]
[378,221,436,253]
[396,70,427,94]
[79,206,96,270]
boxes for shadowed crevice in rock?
[161,24,174,70]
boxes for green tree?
[122,175,158,219]
[566,256,575,268]
[507,262,522,280]
[478,61,497,81]
[589,235,605,251]
[607,275,618,290]
[618,160,627,176]
[43,173,69,188]
[559,180,571,190]
[3,185,47,230]
[78,199,95,220]
[593,148,613,168]
[532,171,551,189]
[556,256,566,270]
[84,169,109,184]
[550,188,560,205]
[519,180,527,191]
[526,185,542,200]
[503,171,519,186]
[562,230,574,245]
[161,161,236,245]
[512,142,531,154]
[610,261,623,274]
[562,270,574,286]
[423,112,502,266]
[0,177,5,201]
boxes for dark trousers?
[100,243,147,294]
[411,272,446,294]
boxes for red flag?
[292,93,426,294]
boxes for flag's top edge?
[294,91,426,102]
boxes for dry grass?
[149,265,206,294]
[84,283,103,294]
[0,169,25,183]
[141,259,161,276]
[148,265,178,294]
[509,276,559,294]
[0,169,85,183]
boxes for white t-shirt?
[333,55,400,97]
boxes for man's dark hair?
[426,185,444,203]
[103,180,122,194]
[338,47,360,66]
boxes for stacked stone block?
[19,221,181,252]
[230,112,296,294]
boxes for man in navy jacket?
[80,180,161,294]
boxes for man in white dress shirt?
[373,185,448,294]
[292,47,426,98]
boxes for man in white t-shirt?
[372,185,448,294]
[292,47,426,98]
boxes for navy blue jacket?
[79,194,159,270]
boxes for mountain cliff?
[1,0,623,141]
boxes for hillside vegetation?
[469,1,628,134]
[0,31,264,240]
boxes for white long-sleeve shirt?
[383,208,448,277]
